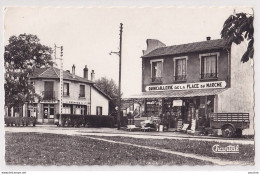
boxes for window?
[87,106,91,115]
[44,81,54,100]
[200,53,218,79]
[62,104,71,114]
[150,59,163,83]
[173,57,187,81]
[79,85,85,97]
[63,83,70,96]
[145,99,159,116]
[75,105,86,115]
[96,106,102,115]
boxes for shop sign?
[40,101,58,104]
[145,81,226,92]
[63,100,88,105]
[173,100,183,106]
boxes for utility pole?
[118,23,123,130]
[110,23,123,130]
[54,44,63,126]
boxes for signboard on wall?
[145,81,226,92]
[173,100,183,106]
[63,100,88,105]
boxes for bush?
[4,117,36,127]
[56,114,115,128]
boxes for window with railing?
[174,58,187,81]
[201,55,218,79]
[151,60,163,83]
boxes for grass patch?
[85,135,255,164]
[5,132,213,166]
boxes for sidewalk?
[5,125,254,145]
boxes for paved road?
[5,125,254,145]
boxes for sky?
[4,6,253,97]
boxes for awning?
[123,88,228,99]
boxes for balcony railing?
[42,91,56,100]
[151,77,162,83]
[201,73,218,79]
[174,75,186,81]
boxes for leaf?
[4,34,54,107]
[221,12,254,63]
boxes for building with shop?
[128,38,254,134]
[5,65,111,124]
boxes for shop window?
[200,53,219,79]
[75,105,81,115]
[173,57,187,81]
[62,104,71,114]
[150,59,163,83]
[96,106,102,115]
[79,85,85,97]
[63,83,70,96]
[74,105,86,115]
[7,107,11,117]
[145,99,159,116]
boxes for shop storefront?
[142,95,215,130]
[128,82,227,131]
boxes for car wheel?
[222,126,234,138]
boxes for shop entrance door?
[43,106,48,123]
[49,107,54,123]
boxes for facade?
[129,38,254,134]
[5,65,111,124]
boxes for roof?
[30,66,112,101]
[30,66,94,84]
[142,39,227,58]
[125,88,228,99]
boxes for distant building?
[5,65,111,124]
[126,38,254,134]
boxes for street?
[5,125,254,165]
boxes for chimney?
[83,65,88,79]
[206,37,211,41]
[91,70,95,81]
[143,39,166,55]
[72,64,75,78]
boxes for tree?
[4,34,54,113]
[95,77,122,115]
[221,12,254,63]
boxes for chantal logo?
[212,144,239,153]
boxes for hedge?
[4,117,36,127]
[56,114,115,128]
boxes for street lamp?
[109,23,123,130]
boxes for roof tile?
[30,66,94,84]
